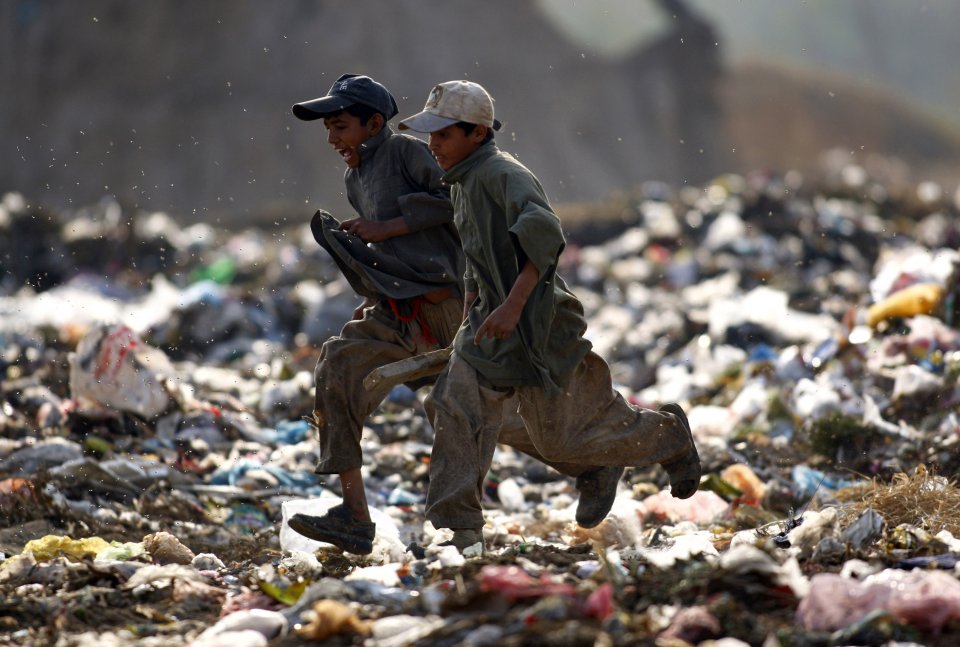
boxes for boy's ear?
[368,113,386,135]
[471,124,488,143]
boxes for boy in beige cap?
[400,80,701,551]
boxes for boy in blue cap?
[399,80,701,551]
[287,74,465,554]
[287,75,621,555]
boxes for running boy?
[399,80,701,551]
[287,74,464,554]
[287,75,620,555]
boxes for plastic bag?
[68,323,174,418]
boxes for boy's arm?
[474,259,539,344]
[501,169,565,281]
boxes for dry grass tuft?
[835,465,960,536]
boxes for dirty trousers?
[424,351,694,530]
[313,297,462,474]
[313,299,592,484]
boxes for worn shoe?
[575,466,624,528]
[659,403,701,499]
[438,528,484,555]
[288,504,375,555]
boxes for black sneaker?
[659,403,701,499]
[437,528,484,555]
[288,504,375,555]
[575,466,624,528]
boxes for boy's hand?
[339,217,408,242]
[475,302,522,344]
[353,296,377,321]
[473,259,540,344]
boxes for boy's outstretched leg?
[515,352,700,493]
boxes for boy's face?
[323,112,375,168]
[428,124,486,170]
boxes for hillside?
[2,1,959,225]
[720,60,960,187]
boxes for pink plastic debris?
[582,582,614,620]
[639,489,730,523]
[659,605,722,643]
[478,565,576,601]
[797,570,960,632]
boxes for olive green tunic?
[444,141,591,396]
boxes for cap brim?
[398,111,460,133]
[292,95,355,121]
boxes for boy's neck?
[356,126,392,166]
[443,140,496,181]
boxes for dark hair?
[455,121,495,143]
[323,102,382,125]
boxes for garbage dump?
[2,159,960,646]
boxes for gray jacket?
[311,126,463,300]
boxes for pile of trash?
[2,157,960,646]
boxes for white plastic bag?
[68,324,174,418]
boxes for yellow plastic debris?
[258,578,307,606]
[23,535,112,561]
[867,283,943,328]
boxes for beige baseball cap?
[399,80,502,133]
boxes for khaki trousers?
[313,297,462,474]
[425,351,693,529]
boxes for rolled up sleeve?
[505,175,565,277]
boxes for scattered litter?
[3,162,960,644]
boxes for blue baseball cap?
[292,73,399,121]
